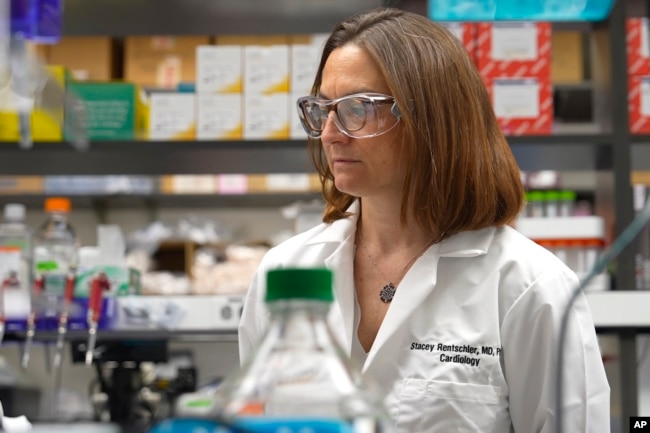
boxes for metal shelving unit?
[0,0,646,430]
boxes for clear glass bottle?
[0,203,32,290]
[214,267,391,433]
[33,197,79,298]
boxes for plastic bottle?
[213,267,390,433]
[0,203,32,290]
[558,190,576,217]
[33,197,79,297]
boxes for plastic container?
[559,190,577,217]
[526,190,545,217]
[33,197,79,298]
[0,203,32,290]
[213,267,390,433]
[428,0,615,21]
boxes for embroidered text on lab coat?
[410,341,503,368]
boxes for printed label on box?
[244,45,289,94]
[244,93,289,139]
[491,23,538,61]
[172,175,216,194]
[149,93,196,140]
[266,174,310,191]
[493,79,540,118]
[196,45,243,93]
[197,93,242,140]
[218,174,248,194]
[291,44,320,95]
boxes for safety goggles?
[296,93,401,139]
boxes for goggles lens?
[296,93,401,139]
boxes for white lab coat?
[238,201,610,433]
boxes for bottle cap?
[266,268,333,303]
[4,203,26,222]
[45,197,71,213]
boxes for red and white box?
[476,22,551,78]
[626,18,650,76]
[486,77,553,135]
[628,75,650,133]
[440,22,477,64]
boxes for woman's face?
[319,44,406,200]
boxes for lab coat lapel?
[363,227,495,371]
[364,244,441,369]
[313,210,358,356]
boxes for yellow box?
[244,45,289,94]
[197,93,243,140]
[0,65,67,142]
[148,92,196,140]
[244,93,289,139]
[196,45,243,93]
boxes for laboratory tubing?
[213,267,391,433]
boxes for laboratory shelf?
[0,133,615,175]
[586,291,650,333]
[62,0,383,36]
[0,140,314,175]
[0,193,323,210]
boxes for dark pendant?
[380,283,396,303]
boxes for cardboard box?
[124,36,210,89]
[148,92,196,140]
[440,22,477,64]
[0,176,43,194]
[290,44,320,94]
[46,36,115,80]
[477,22,552,78]
[290,90,308,139]
[487,77,553,135]
[244,93,289,139]
[160,175,217,194]
[66,81,148,140]
[196,45,243,93]
[196,93,243,140]
[627,18,650,76]
[551,31,584,83]
[244,45,290,94]
[628,75,650,133]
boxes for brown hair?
[308,7,524,241]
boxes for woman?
[238,7,610,432]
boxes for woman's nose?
[320,111,347,142]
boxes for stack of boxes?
[476,21,553,135]
[195,43,243,140]
[626,18,650,133]
[2,26,562,142]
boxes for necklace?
[358,231,434,303]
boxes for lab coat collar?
[439,226,495,258]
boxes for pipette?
[53,269,75,368]
[85,272,109,366]
[22,273,43,368]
